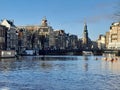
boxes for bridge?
[39,49,105,55]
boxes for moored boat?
[0,50,16,58]
[82,51,93,55]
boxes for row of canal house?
[19,18,79,51]
[97,22,120,50]
[0,18,80,54]
[0,18,98,55]
[0,19,18,50]
[0,19,26,54]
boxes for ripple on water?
[0,56,120,90]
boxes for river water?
[0,55,120,90]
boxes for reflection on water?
[0,58,16,72]
[0,56,120,90]
[101,58,120,74]
[32,55,78,61]
[83,63,88,72]
[83,56,89,60]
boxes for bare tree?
[114,1,120,21]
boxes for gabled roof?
[1,19,16,28]
[6,20,16,27]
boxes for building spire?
[84,21,87,31]
[43,16,46,21]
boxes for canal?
[0,55,120,90]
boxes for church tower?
[83,22,88,45]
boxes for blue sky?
[0,0,119,40]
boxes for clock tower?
[83,22,88,45]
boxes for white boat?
[82,51,93,55]
[25,50,35,55]
[0,50,16,58]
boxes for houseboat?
[0,50,16,58]
[82,51,93,56]
[24,50,35,56]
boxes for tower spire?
[83,22,88,45]
[84,21,87,31]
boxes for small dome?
[41,17,48,27]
